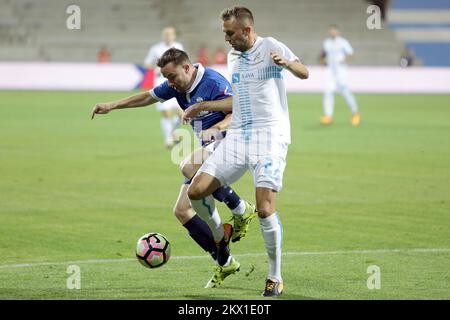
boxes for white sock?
[160,117,173,143]
[231,200,246,215]
[341,87,358,114]
[323,91,334,117]
[259,212,282,282]
[190,196,224,242]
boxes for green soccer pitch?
[0,91,449,299]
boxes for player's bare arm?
[270,52,309,79]
[182,96,233,123]
[199,113,232,143]
[91,91,157,119]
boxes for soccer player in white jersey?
[320,25,360,126]
[184,6,309,296]
[144,26,185,148]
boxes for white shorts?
[156,98,180,112]
[326,66,349,92]
[198,132,289,192]
[203,139,221,153]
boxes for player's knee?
[161,110,171,118]
[180,162,195,180]
[173,205,188,222]
[187,184,204,200]
[256,199,276,218]
[340,86,350,95]
[188,184,201,200]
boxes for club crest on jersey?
[222,86,231,96]
[196,110,211,117]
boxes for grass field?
[0,91,449,300]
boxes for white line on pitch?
[0,248,448,270]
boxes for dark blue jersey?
[150,64,232,140]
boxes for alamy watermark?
[169,124,284,167]
[367,265,381,290]
[66,4,81,30]
[66,264,81,289]
[366,5,382,30]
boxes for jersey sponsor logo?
[233,72,259,83]
[232,73,240,84]
[241,72,255,80]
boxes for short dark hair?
[220,6,254,25]
[156,48,190,68]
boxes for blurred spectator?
[97,46,111,63]
[213,47,227,65]
[197,46,209,66]
[399,47,415,68]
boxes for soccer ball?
[136,232,171,268]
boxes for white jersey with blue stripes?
[227,36,299,144]
[323,36,353,71]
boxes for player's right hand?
[270,52,289,68]
[91,103,113,119]
[199,127,222,144]
[182,102,204,124]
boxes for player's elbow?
[299,69,309,79]
[141,92,153,106]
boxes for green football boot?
[204,256,241,288]
[231,201,257,242]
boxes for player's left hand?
[182,102,203,124]
[91,103,113,119]
[271,52,290,68]
[200,127,223,144]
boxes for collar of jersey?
[329,36,342,42]
[186,63,205,93]
[237,36,263,56]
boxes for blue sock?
[183,214,217,260]
[212,185,241,210]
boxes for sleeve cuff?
[149,89,165,103]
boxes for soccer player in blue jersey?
[91,48,255,288]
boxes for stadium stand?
[0,0,405,66]
[387,0,450,66]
